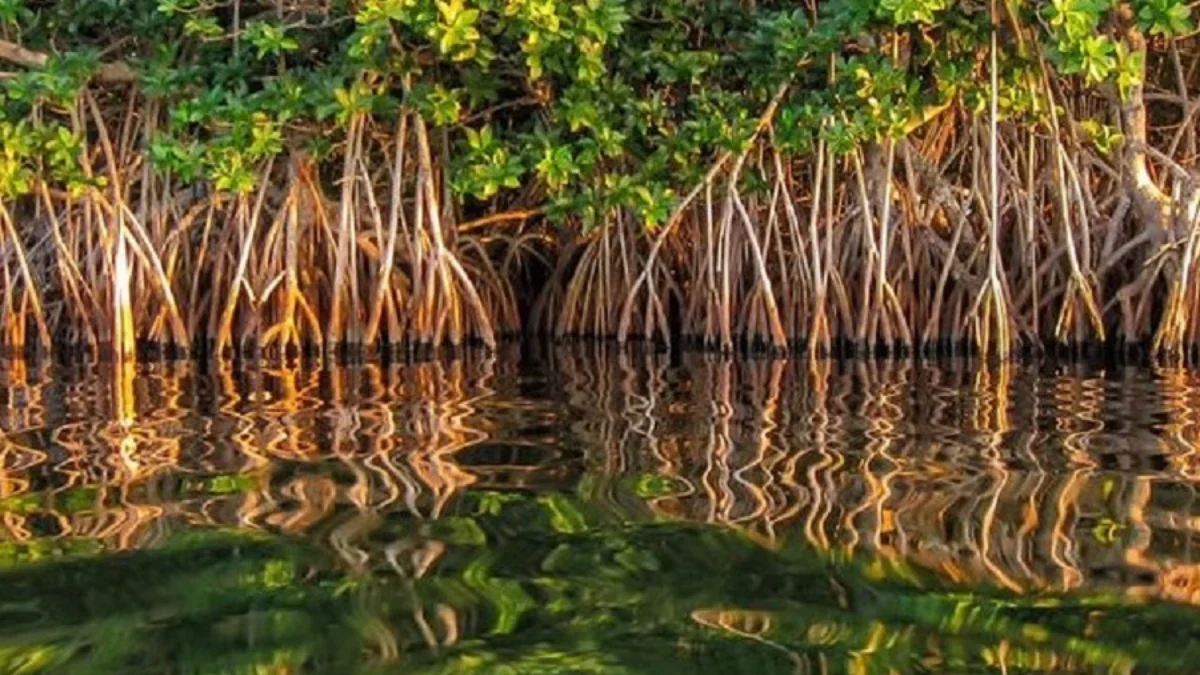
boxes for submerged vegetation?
[1,0,1200,359]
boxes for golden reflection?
[4,349,1200,612]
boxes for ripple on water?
[0,349,1199,672]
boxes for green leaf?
[880,0,950,25]
[1115,40,1144,101]
[0,0,26,25]
[422,84,462,125]
[1138,0,1193,36]
[183,15,223,39]
[1080,118,1124,156]
[535,145,579,192]
[245,21,300,59]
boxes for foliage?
[0,0,1192,220]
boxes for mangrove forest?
[1,0,1200,360]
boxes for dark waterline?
[3,346,1200,673]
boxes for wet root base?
[3,334,1174,366]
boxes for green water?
[3,347,1200,674]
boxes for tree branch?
[0,38,137,83]
[457,208,544,233]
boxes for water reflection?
[4,349,1200,672]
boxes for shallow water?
[4,347,1200,673]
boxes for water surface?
[3,348,1200,673]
